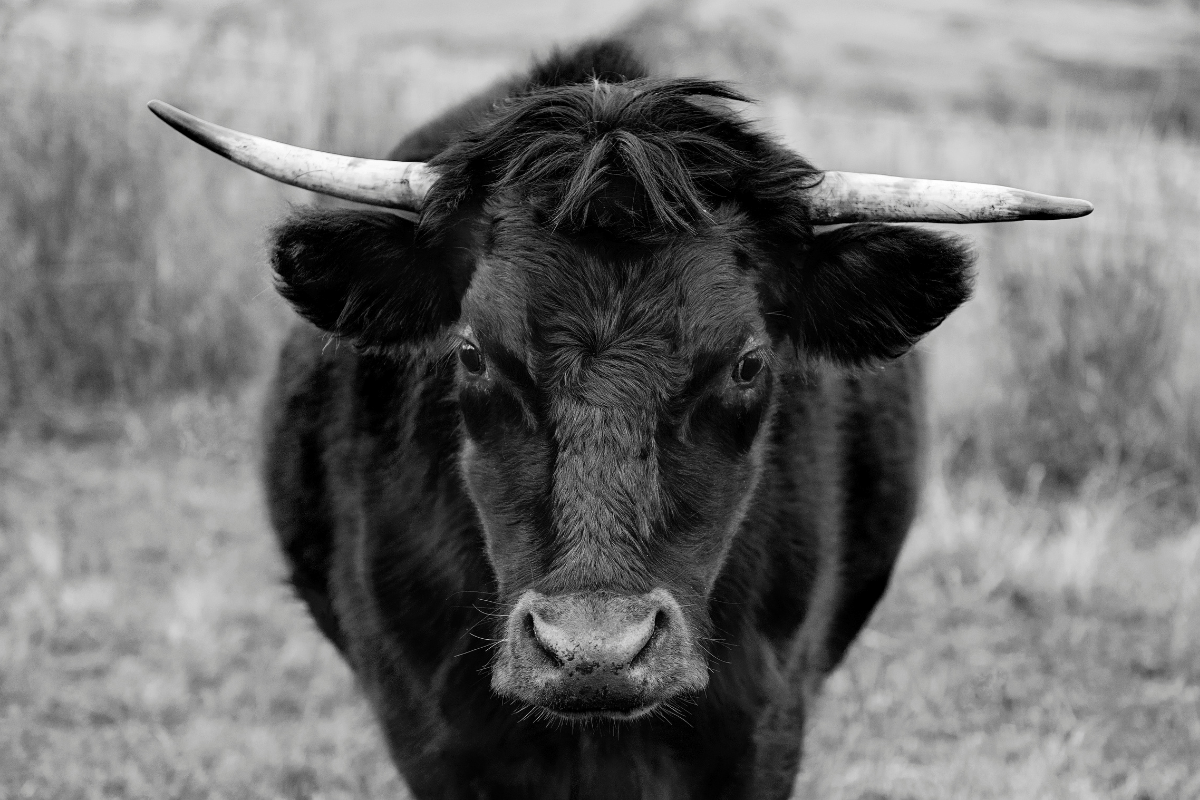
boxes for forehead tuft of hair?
[423,77,819,239]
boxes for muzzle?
[492,589,708,719]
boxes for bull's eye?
[733,352,764,385]
[459,343,485,375]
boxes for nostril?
[526,611,564,667]
[631,608,669,666]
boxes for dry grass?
[0,400,406,800]
[0,0,1198,797]
[799,474,1200,800]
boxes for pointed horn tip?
[1065,198,1095,218]
[146,99,176,124]
[1026,195,1094,220]
[145,99,239,162]
[146,100,198,139]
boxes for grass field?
[1,0,1198,797]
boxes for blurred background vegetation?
[1,0,1198,798]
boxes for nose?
[495,589,707,718]
[528,600,660,669]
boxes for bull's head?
[149,80,1089,721]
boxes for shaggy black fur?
[262,38,975,800]
[421,77,817,238]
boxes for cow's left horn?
[806,171,1093,224]
[147,100,437,211]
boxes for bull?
[149,40,1090,800]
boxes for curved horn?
[147,100,437,211]
[806,171,1093,224]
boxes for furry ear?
[782,224,975,364]
[270,209,466,346]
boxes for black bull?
[261,41,973,799]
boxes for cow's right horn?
[147,100,437,212]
